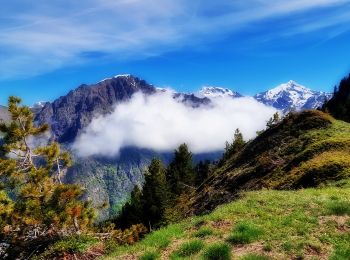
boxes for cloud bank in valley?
[73,92,277,157]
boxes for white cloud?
[0,0,349,78]
[73,92,276,157]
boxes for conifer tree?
[0,96,94,240]
[266,112,280,128]
[222,128,246,161]
[194,160,211,186]
[115,186,143,229]
[167,143,195,195]
[115,158,170,229]
[141,159,169,226]
[323,73,350,122]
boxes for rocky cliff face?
[0,105,10,123]
[35,75,156,143]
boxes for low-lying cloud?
[73,92,276,157]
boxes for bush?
[330,246,350,260]
[139,251,160,260]
[33,235,98,259]
[193,226,214,238]
[172,239,204,257]
[227,222,263,245]
[325,200,350,216]
[112,224,148,245]
[202,243,231,260]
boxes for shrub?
[33,235,98,259]
[193,226,214,238]
[325,200,350,216]
[139,251,160,260]
[329,246,350,260]
[202,243,231,260]
[227,222,263,245]
[112,224,148,245]
[172,239,204,258]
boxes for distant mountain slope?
[35,74,156,143]
[255,80,331,112]
[0,105,10,123]
[188,110,350,215]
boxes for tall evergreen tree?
[222,129,246,161]
[167,143,195,195]
[115,158,169,229]
[194,160,211,186]
[323,73,350,122]
[114,186,143,229]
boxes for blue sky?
[1,0,350,105]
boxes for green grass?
[193,226,214,238]
[171,239,204,258]
[139,251,160,260]
[330,245,350,260]
[325,200,350,215]
[201,243,231,260]
[226,222,263,245]
[102,184,350,259]
[240,254,269,260]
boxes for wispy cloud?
[0,0,349,78]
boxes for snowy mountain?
[198,86,242,98]
[254,80,332,112]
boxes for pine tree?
[167,143,195,195]
[266,112,280,128]
[115,158,170,229]
[0,96,94,240]
[222,128,246,161]
[323,73,350,122]
[141,158,169,229]
[114,186,143,229]
[194,160,211,186]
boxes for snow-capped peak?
[32,101,48,109]
[198,86,242,98]
[265,80,313,100]
[255,80,331,112]
[114,74,131,78]
[99,74,132,83]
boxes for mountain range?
[0,75,332,220]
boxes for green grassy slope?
[103,183,350,259]
[32,110,350,259]
[188,111,350,215]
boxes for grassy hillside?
[188,111,350,215]
[30,110,350,259]
[102,183,350,259]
